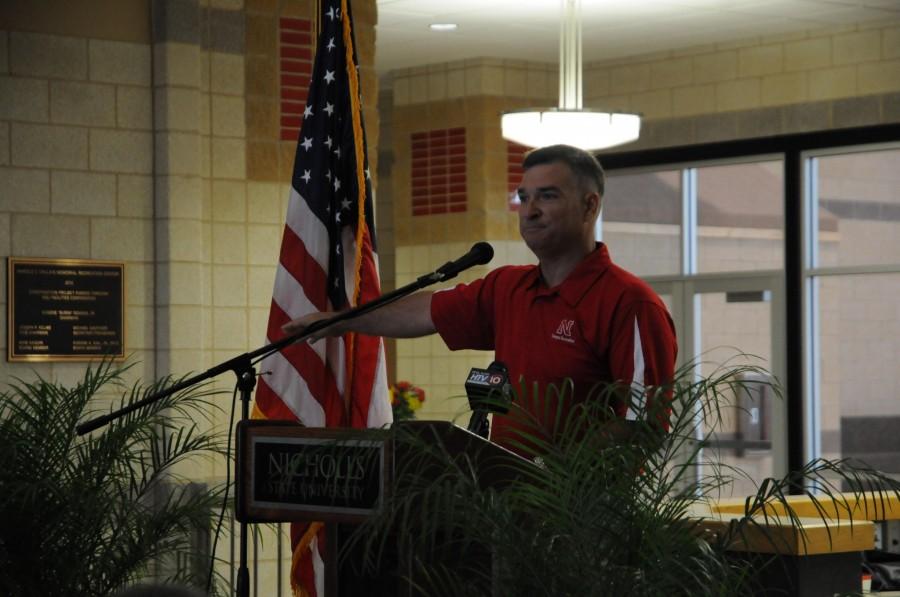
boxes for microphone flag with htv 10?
[465,361,511,415]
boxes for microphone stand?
[75,252,485,597]
[467,409,489,439]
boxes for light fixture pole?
[501,0,641,151]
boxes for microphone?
[431,242,494,282]
[465,361,511,438]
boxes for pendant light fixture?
[501,0,640,151]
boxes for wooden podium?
[235,419,529,596]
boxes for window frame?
[598,123,900,486]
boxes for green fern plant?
[0,361,227,597]
[345,358,900,596]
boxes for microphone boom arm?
[76,242,495,436]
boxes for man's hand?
[281,311,347,342]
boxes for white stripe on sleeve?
[626,316,645,421]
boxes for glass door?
[650,273,786,498]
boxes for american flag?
[252,0,391,594]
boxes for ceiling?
[374,0,900,75]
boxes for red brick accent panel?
[280,17,313,141]
[410,128,467,216]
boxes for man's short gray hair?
[522,144,606,196]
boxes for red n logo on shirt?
[554,319,575,338]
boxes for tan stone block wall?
[2,1,383,590]
[582,19,900,126]
[0,123,9,165]
[0,29,156,387]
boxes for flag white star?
[324,102,334,116]
[365,168,371,179]
[324,70,335,84]
[327,37,335,51]
[326,169,332,180]
[324,136,333,148]
[301,137,313,150]
[336,244,341,255]
[341,198,351,211]
[327,6,335,20]
[333,178,341,191]
[301,170,311,183]
[335,212,342,223]
[333,147,341,159]
[303,105,313,118]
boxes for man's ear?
[584,192,601,221]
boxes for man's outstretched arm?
[281,291,437,341]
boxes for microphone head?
[471,242,494,265]
[465,362,511,414]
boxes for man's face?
[517,161,598,259]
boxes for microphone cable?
[206,379,240,595]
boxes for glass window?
[815,273,900,478]
[814,148,900,268]
[697,291,775,498]
[696,161,784,273]
[602,170,681,276]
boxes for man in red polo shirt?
[283,144,677,455]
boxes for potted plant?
[345,358,900,596]
[0,361,227,597]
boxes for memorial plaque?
[8,258,125,362]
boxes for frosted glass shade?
[501,109,641,151]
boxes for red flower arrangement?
[390,381,425,421]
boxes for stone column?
[151,0,210,378]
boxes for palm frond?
[0,360,228,597]
[346,354,897,596]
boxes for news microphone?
[430,242,494,282]
[465,361,511,438]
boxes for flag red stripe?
[254,380,301,420]
[266,300,346,426]
[279,225,328,312]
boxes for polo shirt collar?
[528,243,612,306]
